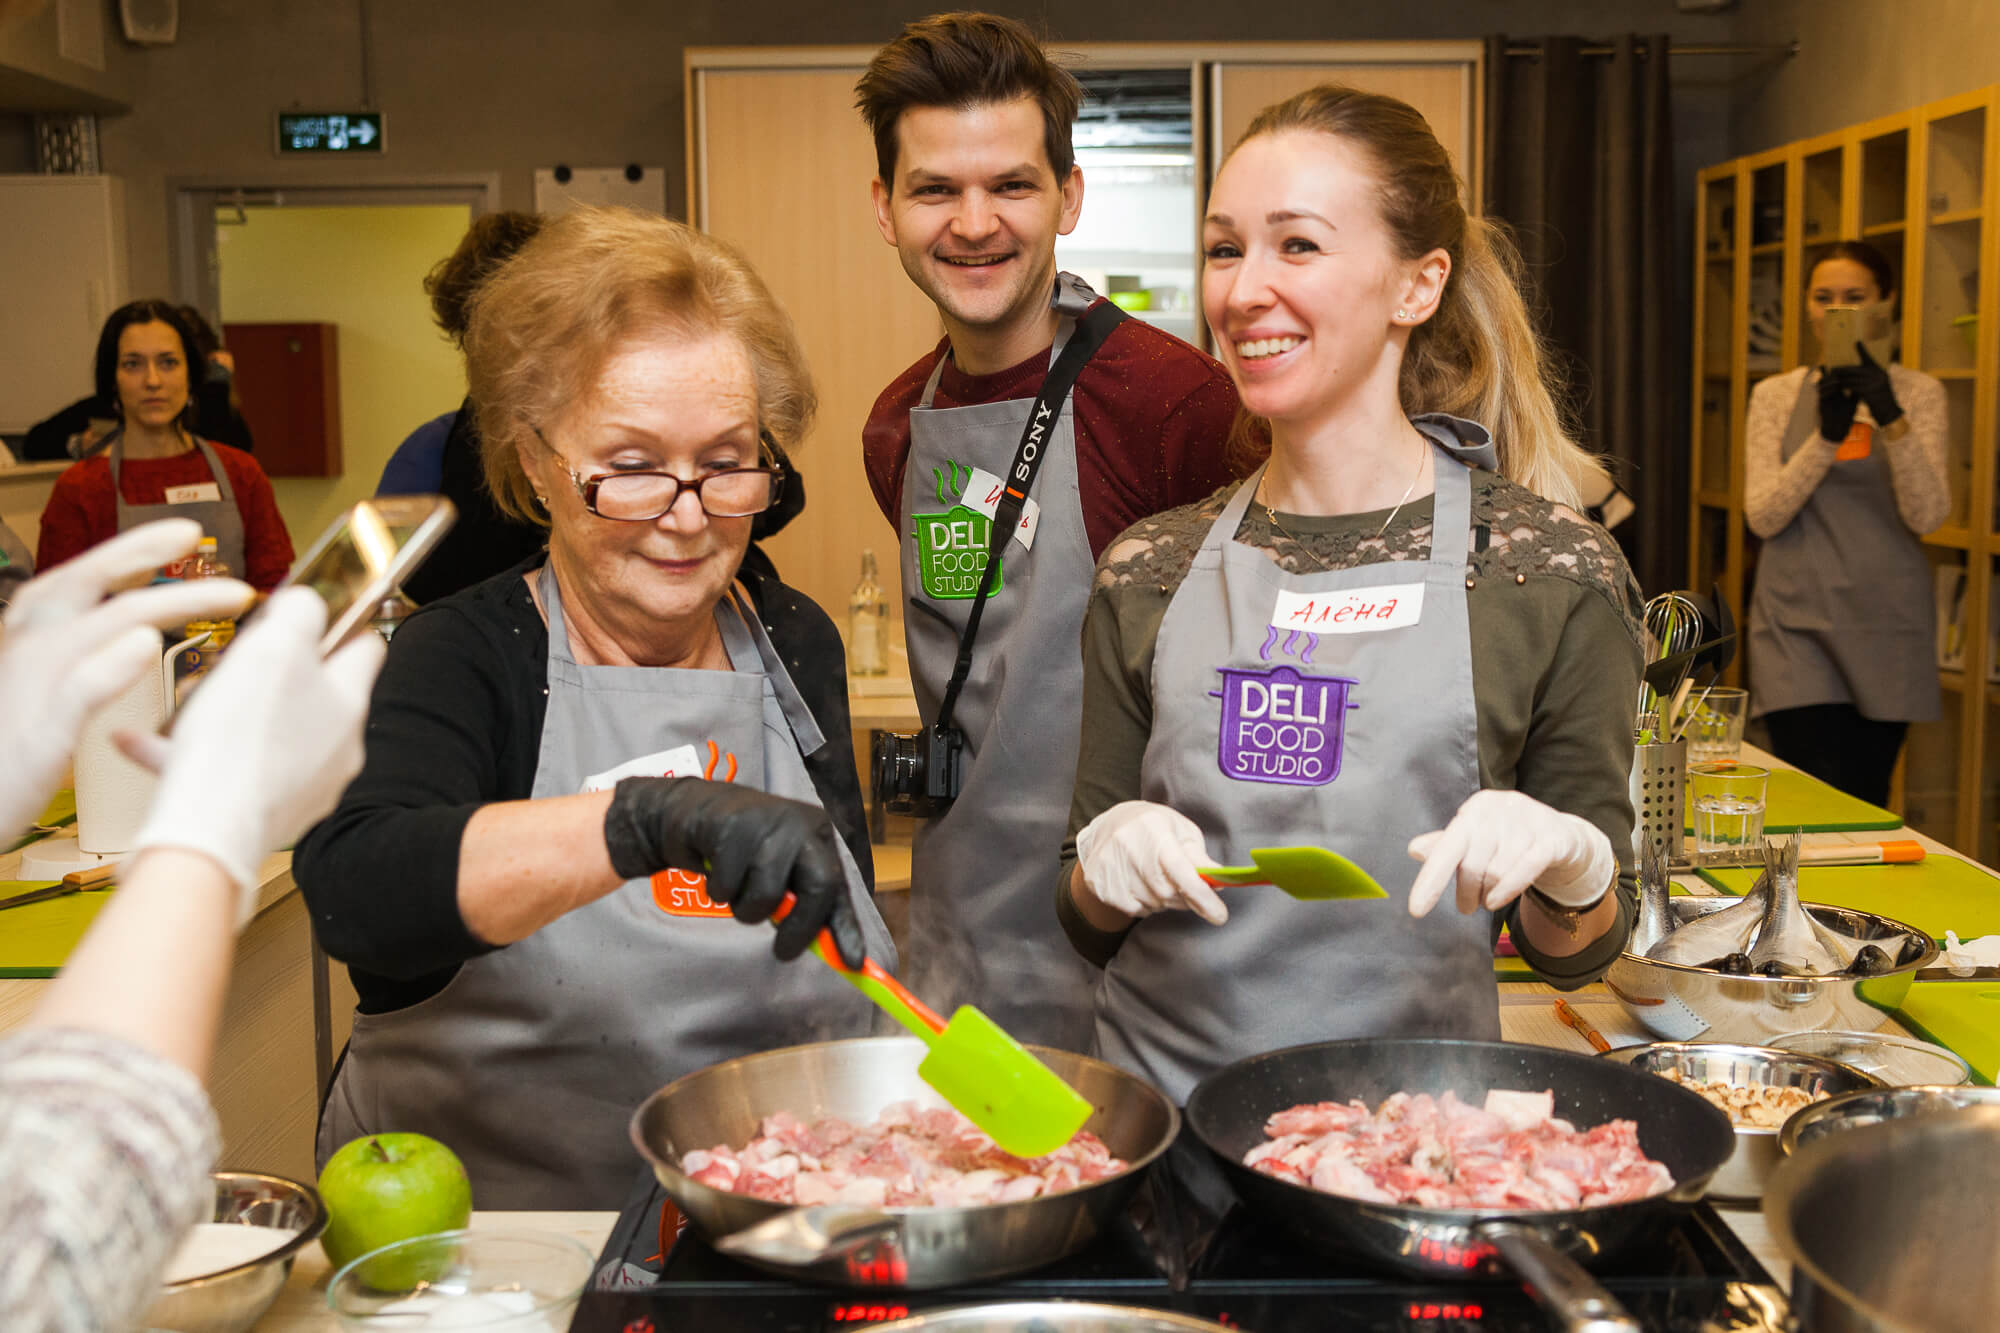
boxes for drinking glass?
[1690,762,1769,865]
[1684,687,1750,763]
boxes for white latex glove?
[1075,799,1228,925]
[122,588,385,925]
[1405,790,1615,919]
[0,519,253,839]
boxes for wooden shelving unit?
[1690,85,2000,858]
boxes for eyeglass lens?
[591,469,774,520]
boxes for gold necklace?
[1259,444,1427,568]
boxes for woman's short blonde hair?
[463,207,817,525]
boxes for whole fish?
[1628,833,1676,956]
[1745,831,1854,975]
[1647,870,1767,965]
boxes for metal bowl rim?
[1613,899,1940,978]
[161,1169,329,1291]
[1595,1041,1884,1139]
[865,1300,1237,1331]
[629,1036,1181,1218]
[1776,1082,2000,1156]
[1186,1036,1735,1224]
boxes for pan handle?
[1477,1221,1642,1333]
[714,1205,900,1267]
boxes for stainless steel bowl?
[1766,1028,1972,1086]
[1597,1041,1881,1202]
[628,1037,1179,1289]
[1779,1083,2000,1156]
[141,1170,328,1333]
[1765,1106,2000,1330]
[1603,899,1935,1043]
[867,1302,1237,1331]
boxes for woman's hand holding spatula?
[1073,800,1229,925]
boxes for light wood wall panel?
[695,68,942,634]
[1213,64,1476,189]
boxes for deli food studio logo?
[1210,665,1358,786]
[913,459,1001,600]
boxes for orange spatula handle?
[770,893,946,1036]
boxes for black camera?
[871,722,966,817]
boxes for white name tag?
[165,483,221,505]
[963,466,1041,552]
[1270,582,1426,635]
[580,744,702,794]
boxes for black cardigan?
[294,553,870,1014]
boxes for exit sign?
[275,111,385,155]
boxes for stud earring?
[535,494,548,505]
[1396,309,1409,320]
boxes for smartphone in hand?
[1822,306,1861,368]
[279,496,457,653]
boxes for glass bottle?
[180,536,237,682]
[848,549,887,676]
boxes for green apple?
[317,1133,473,1286]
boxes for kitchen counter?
[0,844,337,1183]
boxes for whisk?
[1637,592,1704,722]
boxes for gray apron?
[1095,425,1501,1103]
[109,434,247,579]
[1747,373,1940,723]
[896,273,1105,1052]
[319,565,895,1209]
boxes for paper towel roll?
[74,666,164,855]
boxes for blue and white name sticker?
[1270,583,1425,635]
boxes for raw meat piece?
[1244,1089,1674,1210]
[685,1101,1128,1208]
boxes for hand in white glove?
[123,588,385,925]
[0,518,253,839]
[1075,799,1228,925]
[1406,790,1615,919]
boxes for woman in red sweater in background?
[37,301,293,591]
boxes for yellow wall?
[216,204,472,546]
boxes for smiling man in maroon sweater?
[857,12,1240,1050]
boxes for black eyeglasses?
[533,427,786,522]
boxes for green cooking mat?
[1695,857,2000,941]
[1895,982,2000,1086]
[1684,767,1901,834]
[0,881,113,977]
[3,791,77,855]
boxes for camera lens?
[871,730,924,814]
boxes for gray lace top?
[1058,467,1645,982]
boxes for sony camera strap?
[933,298,1127,735]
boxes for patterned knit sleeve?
[1882,367,1952,535]
[1743,371,1839,539]
[0,1028,219,1333]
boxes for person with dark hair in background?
[18,307,253,462]
[855,12,1240,1050]
[35,301,293,591]
[1745,239,1950,806]
[375,211,553,604]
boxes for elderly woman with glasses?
[294,208,895,1210]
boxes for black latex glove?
[1817,370,1859,444]
[1832,343,1904,428]
[603,776,865,966]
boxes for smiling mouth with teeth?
[1236,336,1303,359]
[942,254,1012,267]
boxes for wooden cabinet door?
[222,322,342,477]
[693,67,942,631]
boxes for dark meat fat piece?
[1244,1089,1674,1210]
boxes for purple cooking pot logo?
[1211,665,1358,786]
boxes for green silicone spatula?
[770,896,1092,1159]
[1199,846,1389,900]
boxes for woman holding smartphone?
[1745,240,1951,805]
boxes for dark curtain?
[1483,34,1683,597]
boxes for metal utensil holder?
[1630,731,1686,864]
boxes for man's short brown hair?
[855,12,1081,188]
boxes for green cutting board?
[1695,857,2000,942]
[1684,767,1900,834]
[3,790,77,855]
[1896,982,2000,1086]
[0,882,112,978]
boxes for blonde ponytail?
[1231,86,1610,511]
